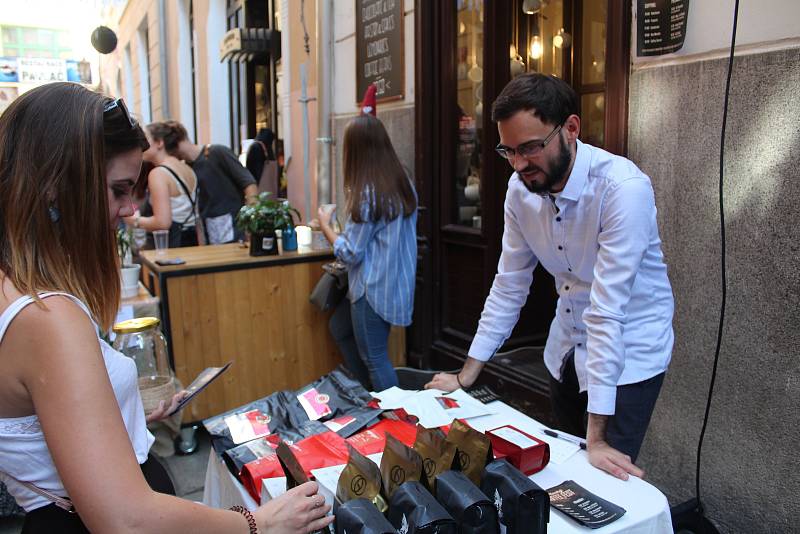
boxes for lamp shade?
[91,26,118,54]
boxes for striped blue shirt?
[333,194,417,326]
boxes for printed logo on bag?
[457,450,471,469]
[297,387,333,420]
[494,489,504,519]
[399,514,409,534]
[350,475,367,496]
[390,465,406,485]
[423,458,436,477]
[316,393,330,404]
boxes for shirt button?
[577,342,583,347]
[568,268,572,272]
[556,216,562,222]
[566,308,571,313]
[558,245,563,250]
[565,285,570,290]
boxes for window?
[136,22,152,122]
[0,26,71,59]
[453,0,484,228]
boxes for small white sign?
[489,426,539,449]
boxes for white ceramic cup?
[296,225,312,246]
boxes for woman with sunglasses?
[0,83,332,533]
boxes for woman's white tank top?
[0,292,154,511]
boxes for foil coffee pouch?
[480,460,549,534]
[276,440,310,488]
[445,419,492,486]
[334,498,396,534]
[435,470,499,534]
[413,426,457,489]
[380,433,424,499]
[336,444,387,512]
[387,481,457,534]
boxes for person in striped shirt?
[318,113,417,392]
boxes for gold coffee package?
[380,433,424,498]
[336,443,387,513]
[445,419,492,486]
[413,425,457,489]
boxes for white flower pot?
[120,264,141,299]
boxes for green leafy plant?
[236,192,300,235]
[116,227,133,265]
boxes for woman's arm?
[134,169,172,232]
[11,297,332,533]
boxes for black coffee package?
[387,481,457,534]
[413,425,457,489]
[276,440,310,488]
[334,498,396,534]
[445,419,493,486]
[336,444,387,512]
[435,470,499,534]
[380,433,423,499]
[480,460,549,534]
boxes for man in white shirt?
[426,74,674,480]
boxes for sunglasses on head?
[103,98,137,129]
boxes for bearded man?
[426,73,675,481]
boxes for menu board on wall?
[636,0,690,56]
[355,0,404,103]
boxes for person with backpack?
[164,121,258,244]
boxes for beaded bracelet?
[230,505,258,534]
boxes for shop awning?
[219,28,281,63]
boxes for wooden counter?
[140,244,341,420]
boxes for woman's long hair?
[343,114,416,222]
[0,83,148,330]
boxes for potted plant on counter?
[236,193,301,256]
[117,227,140,298]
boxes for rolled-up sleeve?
[334,218,378,266]
[469,189,539,361]
[583,178,654,415]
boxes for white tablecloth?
[203,400,672,533]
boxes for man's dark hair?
[491,73,579,125]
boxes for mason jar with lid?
[112,317,175,415]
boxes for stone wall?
[628,46,800,533]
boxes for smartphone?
[155,258,186,266]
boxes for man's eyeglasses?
[103,98,136,129]
[495,123,562,162]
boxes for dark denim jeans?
[328,297,398,392]
[548,349,665,462]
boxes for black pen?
[543,429,587,450]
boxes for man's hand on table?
[424,372,460,392]
[586,413,644,481]
[424,356,485,392]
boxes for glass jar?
[112,317,175,414]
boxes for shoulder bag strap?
[1,471,75,512]
[157,165,196,226]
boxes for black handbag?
[309,261,348,312]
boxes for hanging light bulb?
[459,22,466,35]
[529,35,543,60]
[468,63,483,83]
[553,28,572,49]
[509,43,517,59]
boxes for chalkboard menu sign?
[636,0,690,56]
[356,0,404,103]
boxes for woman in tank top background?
[0,83,332,533]
[125,122,199,248]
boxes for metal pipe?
[315,0,333,206]
[158,0,170,118]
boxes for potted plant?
[117,227,140,298]
[236,193,301,256]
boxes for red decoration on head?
[360,84,377,116]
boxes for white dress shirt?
[468,140,674,415]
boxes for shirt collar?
[558,139,588,202]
